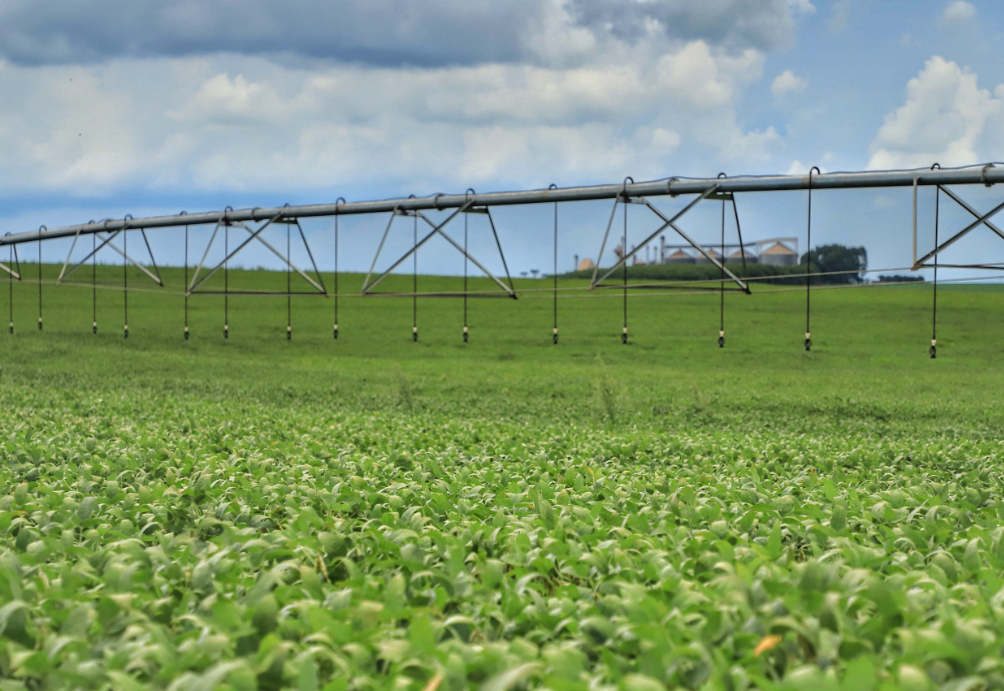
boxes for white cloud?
[942,1,976,23]
[0,0,813,67]
[867,56,1002,170]
[788,0,816,14]
[785,160,826,175]
[771,70,807,97]
[0,40,781,197]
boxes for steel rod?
[914,197,1004,267]
[415,211,515,297]
[60,230,121,284]
[594,186,718,286]
[363,206,467,295]
[187,213,284,294]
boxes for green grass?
[2,265,1004,690]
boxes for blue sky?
[1,0,1004,279]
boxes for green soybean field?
[2,266,1004,691]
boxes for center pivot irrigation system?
[2,163,1002,356]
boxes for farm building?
[759,242,798,266]
[665,249,695,264]
[695,249,723,264]
[728,248,758,263]
[577,257,596,271]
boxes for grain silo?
[695,248,723,264]
[665,249,695,264]
[577,258,596,271]
[728,248,758,264]
[759,242,798,266]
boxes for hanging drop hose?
[931,164,941,359]
[464,189,474,342]
[224,222,229,339]
[183,218,189,340]
[805,167,819,351]
[720,199,725,347]
[718,173,726,348]
[37,227,44,331]
[92,229,97,334]
[413,210,418,342]
[551,183,558,344]
[123,216,131,338]
[622,177,632,344]
[334,198,344,340]
[7,235,13,334]
[287,220,292,340]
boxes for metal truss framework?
[2,163,1003,349]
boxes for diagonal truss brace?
[188,217,326,295]
[0,261,19,280]
[416,209,516,298]
[94,232,163,286]
[1,238,21,279]
[361,205,470,295]
[590,186,749,293]
[913,185,1004,269]
[57,229,163,286]
[187,212,283,294]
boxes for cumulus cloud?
[771,70,807,97]
[0,0,813,67]
[785,160,826,175]
[942,1,976,23]
[867,56,1002,170]
[0,0,805,202]
[0,41,780,197]
[567,0,810,53]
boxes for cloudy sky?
[2,0,1004,277]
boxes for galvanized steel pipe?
[3,164,1002,246]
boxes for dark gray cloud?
[0,0,536,66]
[0,0,806,66]
[567,0,805,52]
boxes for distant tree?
[877,275,924,283]
[800,244,867,284]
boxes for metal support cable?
[484,208,516,297]
[805,167,819,351]
[733,196,747,274]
